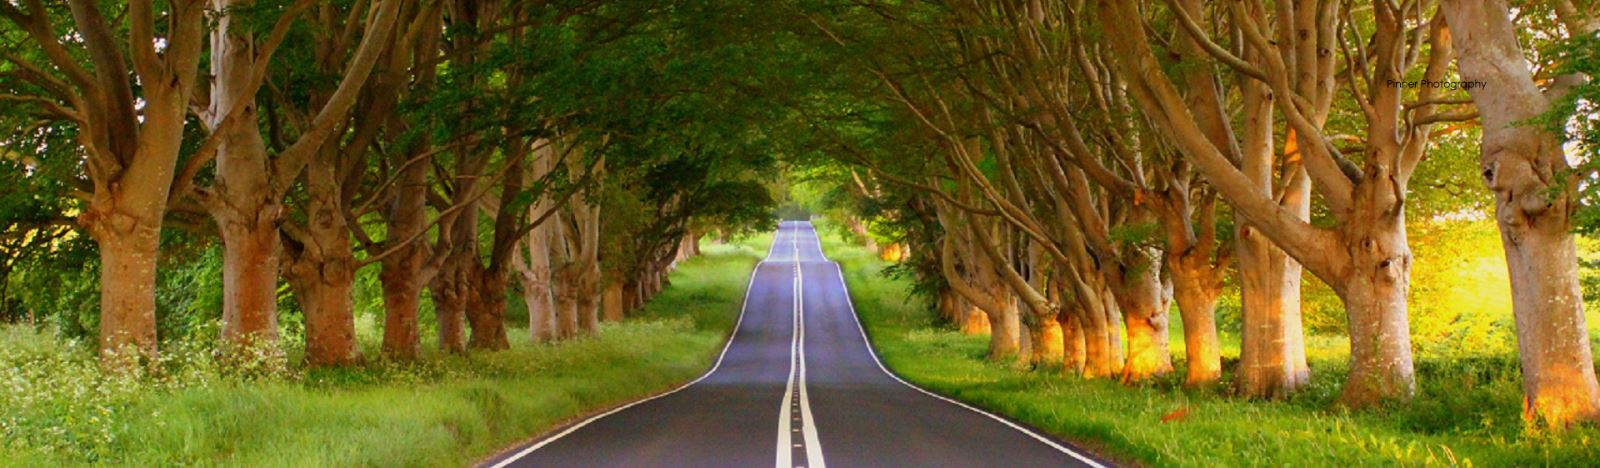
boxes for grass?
[0,234,771,467]
[820,230,1600,467]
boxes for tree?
[1099,0,1473,406]
[187,0,402,365]
[1441,0,1600,426]
[1,0,209,366]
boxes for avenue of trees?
[790,0,1600,429]
[1,0,791,369]
[3,0,1600,451]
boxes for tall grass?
[0,235,770,467]
[822,230,1600,466]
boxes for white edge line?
[489,233,778,468]
[808,221,1108,468]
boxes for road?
[485,221,1105,468]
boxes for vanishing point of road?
[484,221,1108,468]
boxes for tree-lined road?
[486,221,1104,467]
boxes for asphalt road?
[485,221,1106,468]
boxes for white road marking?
[777,226,826,468]
[796,234,825,468]
[805,222,1108,468]
[487,233,780,468]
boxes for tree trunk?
[555,266,581,339]
[515,230,558,343]
[208,2,283,352]
[1022,243,1061,366]
[624,278,643,312]
[578,276,602,333]
[1234,89,1313,399]
[1235,224,1313,398]
[1333,201,1416,407]
[378,250,423,360]
[284,158,364,367]
[1443,0,1600,425]
[1111,256,1173,382]
[516,241,559,342]
[43,0,204,369]
[1169,256,1221,386]
[466,267,510,351]
[208,60,283,352]
[937,289,959,324]
[685,229,701,256]
[286,255,361,367]
[1104,293,1125,373]
[1025,316,1064,366]
[432,264,468,353]
[1079,295,1117,378]
[602,280,625,322]
[219,215,281,349]
[1060,308,1086,373]
[378,155,429,360]
[94,224,161,364]
[1503,223,1600,424]
[960,303,990,335]
[987,298,1022,361]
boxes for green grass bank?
[822,231,1600,467]
[0,235,770,467]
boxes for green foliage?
[7,251,98,338]
[1533,31,1600,235]
[154,242,225,343]
[1406,128,1494,218]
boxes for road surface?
[485,221,1105,468]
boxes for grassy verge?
[821,232,1600,467]
[0,235,770,467]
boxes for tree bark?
[936,289,959,324]
[1022,243,1062,366]
[432,264,468,353]
[517,239,559,342]
[378,147,430,360]
[988,292,1022,360]
[1025,315,1064,366]
[960,304,991,335]
[206,2,282,349]
[219,213,282,349]
[1168,254,1221,385]
[1442,0,1600,425]
[1081,292,1119,378]
[1235,99,1312,399]
[554,265,581,338]
[1332,186,1417,407]
[1060,306,1086,374]
[466,266,510,351]
[1236,224,1313,398]
[516,228,559,342]
[378,247,424,360]
[285,258,360,367]
[602,279,625,322]
[1110,255,1173,382]
[282,153,366,366]
[94,222,161,364]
